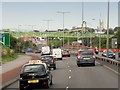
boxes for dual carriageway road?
[3,54,118,90]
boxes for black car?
[40,55,56,70]
[102,50,116,59]
[19,61,53,90]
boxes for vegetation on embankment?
[1,34,37,64]
[2,46,24,64]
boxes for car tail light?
[92,49,94,55]
[43,82,47,85]
[92,49,95,58]
[78,52,80,61]
[52,57,54,64]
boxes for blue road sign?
[0,35,2,39]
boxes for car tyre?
[92,63,95,66]
[77,64,81,67]
[50,78,53,85]
[19,82,25,90]
[49,68,52,71]
[46,80,50,88]
[53,67,56,70]
[113,57,115,59]
[20,88,24,90]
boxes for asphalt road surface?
[3,55,118,90]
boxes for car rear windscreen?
[41,56,53,61]
[23,64,46,73]
[80,50,93,55]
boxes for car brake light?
[92,49,95,58]
[78,52,80,61]
[43,82,47,85]
[52,57,54,64]
[92,49,94,55]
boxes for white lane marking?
[103,65,118,74]
[69,76,71,79]
[69,70,71,72]
[96,61,118,74]
[66,86,69,90]
[68,66,70,68]
[95,61,101,64]
[67,63,68,65]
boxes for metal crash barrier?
[95,55,119,66]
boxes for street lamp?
[42,20,54,31]
[82,21,86,46]
[17,25,22,53]
[67,30,70,48]
[87,19,95,48]
[27,25,36,48]
[81,1,84,47]
[57,11,70,49]
[27,25,36,31]
[42,20,54,46]
[54,37,56,48]
[106,0,110,58]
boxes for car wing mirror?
[46,70,50,74]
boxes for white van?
[52,48,62,60]
[41,46,50,55]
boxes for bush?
[2,47,9,56]
[2,46,14,57]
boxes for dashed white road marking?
[69,70,71,72]
[95,61,101,64]
[66,86,69,90]
[67,63,68,65]
[68,66,70,68]
[69,76,71,79]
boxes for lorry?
[52,48,62,60]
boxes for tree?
[114,27,120,32]
[116,27,120,49]
[104,28,114,34]
[10,35,19,49]
[33,30,39,32]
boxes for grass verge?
[2,53,25,64]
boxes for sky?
[1,1,119,32]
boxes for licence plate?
[84,58,90,60]
[28,80,39,83]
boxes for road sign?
[0,33,10,47]
[0,35,2,39]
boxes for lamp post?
[81,1,84,47]
[82,21,86,46]
[106,0,110,58]
[68,30,70,49]
[27,25,36,49]
[54,37,56,48]
[43,20,53,46]
[27,25,36,31]
[18,25,22,53]
[57,11,70,49]
[87,19,95,48]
